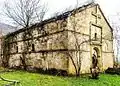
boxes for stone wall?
[1,18,69,72]
[66,4,114,74]
[0,4,114,75]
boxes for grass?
[0,70,120,86]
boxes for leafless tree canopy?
[108,15,120,63]
[3,0,47,28]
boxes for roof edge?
[97,4,113,32]
[6,2,97,36]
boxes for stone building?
[1,3,114,75]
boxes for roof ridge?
[6,2,97,36]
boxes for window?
[32,44,35,51]
[16,46,18,53]
[94,33,97,40]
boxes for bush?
[105,67,120,75]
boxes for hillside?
[0,23,16,35]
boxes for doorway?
[92,47,100,68]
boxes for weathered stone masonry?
[0,3,114,75]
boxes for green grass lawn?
[0,70,120,86]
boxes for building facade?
[0,3,114,75]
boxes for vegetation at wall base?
[105,67,120,75]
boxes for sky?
[0,0,120,25]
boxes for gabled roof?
[7,2,96,36]
[6,2,113,36]
[39,2,96,25]
[97,4,113,32]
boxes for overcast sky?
[0,0,120,25]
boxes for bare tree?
[113,24,120,65]
[3,0,47,28]
[64,39,90,76]
[53,5,91,77]
[51,0,96,76]
[54,25,90,76]
[108,15,120,65]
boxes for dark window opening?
[16,46,18,53]
[95,33,97,40]
[32,44,35,51]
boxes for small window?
[16,46,18,53]
[32,44,35,51]
[94,33,97,40]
